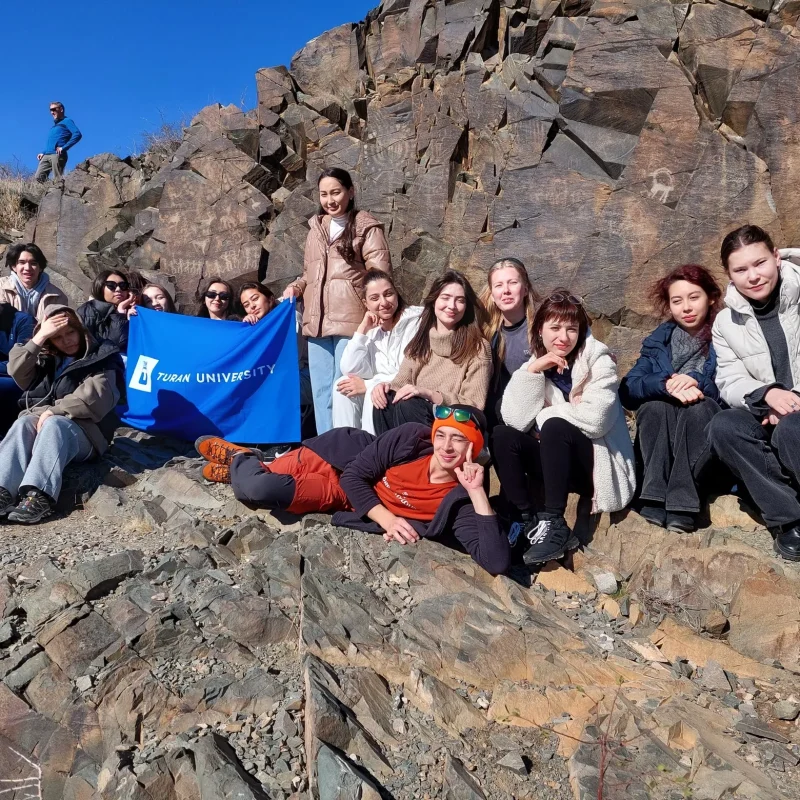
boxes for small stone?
[700,608,728,636]
[498,751,528,775]
[76,674,93,692]
[773,701,799,721]
[584,566,618,595]
[735,717,790,743]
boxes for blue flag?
[121,301,301,443]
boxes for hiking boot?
[195,436,251,466]
[522,513,580,566]
[202,462,231,484]
[774,526,800,562]
[0,488,15,518]
[639,503,666,528]
[666,512,696,533]
[7,490,53,524]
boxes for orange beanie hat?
[431,408,485,455]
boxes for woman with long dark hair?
[481,257,540,431]
[497,289,635,565]
[620,264,723,533]
[196,277,236,321]
[77,269,134,354]
[372,270,492,433]
[708,225,800,561]
[282,168,392,434]
[332,270,422,433]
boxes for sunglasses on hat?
[434,405,480,428]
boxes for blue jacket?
[619,321,719,411]
[44,117,82,154]
[0,305,35,376]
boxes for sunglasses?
[434,405,479,427]
[205,291,230,301]
[550,292,583,305]
[104,280,130,292]
[49,108,61,113]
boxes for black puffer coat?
[77,299,129,354]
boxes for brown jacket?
[0,274,70,322]
[292,211,392,338]
[390,329,493,409]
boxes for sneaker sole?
[7,509,52,524]
[773,539,800,562]
[523,535,581,566]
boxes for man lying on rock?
[196,404,511,575]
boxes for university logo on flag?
[128,355,160,393]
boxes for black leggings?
[491,418,594,516]
[373,391,434,435]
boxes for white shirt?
[329,215,349,243]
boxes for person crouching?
[195,405,510,575]
[0,306,125,523]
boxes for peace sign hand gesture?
[455,444,484,491]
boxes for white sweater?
[501,337,635,513]
[339,306,423,389]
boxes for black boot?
[774,526,800,562]
[639,503,666,528]
[666,512,697,533]
[522,513,579,566]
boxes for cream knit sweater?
[390,328,493,409]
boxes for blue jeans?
[307,336,349,435]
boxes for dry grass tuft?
[137,117,187,160]
[0,162,44,234]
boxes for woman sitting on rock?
[139,283,176,313]
[196,277,237,321]
[620,264,723,533]
[239,282,277,324]
[497,290,635,565]
[0,306,125,524]
[0,243,69,321]
[77,269,134,354]
[708,225,800,562]
[282,167,392,435]
[332,270,422,433]
[372,270,492,433]
[481,257,540,432]
[195,405,510,575]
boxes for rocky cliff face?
[21,0,800,362]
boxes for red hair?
[651,264,722,344]
[532,289,591,365]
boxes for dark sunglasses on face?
[205,291,230,302]
[434,405,479,428]
[104,280,130,292]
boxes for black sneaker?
[666,512,696,533]
[507,512,536,556]
[259,444,291,463]
[7,490,54,524]
[639,504,666,528]
[0,488,15,518]
[774,526,800,562]
[522,513,580,566]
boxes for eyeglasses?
[434,405,479,428]
[549,292,584,305]
[205,291,230,301]
[104,280,130,292]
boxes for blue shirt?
[44,117,82,155]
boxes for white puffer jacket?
[712,255,800,409]
[501,337,636,513]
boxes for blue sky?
[2,0,377,172]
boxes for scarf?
[11,271,50,317]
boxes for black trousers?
[636,398,720,513]
[709,408,800,529]
[373,391,434,435]
[491,417,594,516]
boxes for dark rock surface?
[3,0,798,364]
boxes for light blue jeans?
[307,335,349,434]
[0,415,94,501]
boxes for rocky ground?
[0,429,799,799]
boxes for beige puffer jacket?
[0,274,70,322]
[292,211,392,338]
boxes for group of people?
[1,165,800,577]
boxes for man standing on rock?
[34,102,82,183]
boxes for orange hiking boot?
[202,462,231,484]
[195,436,251,466]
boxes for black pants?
[230,453,295,509]
[709,408,800,529]
[636,398,720,513]
[373,391,434,435]
[491,418,594,516]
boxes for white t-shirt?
[329,215,349,243]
